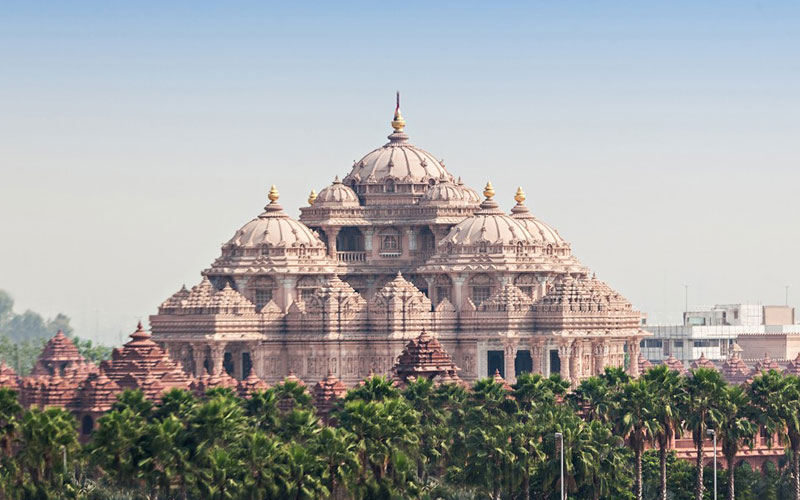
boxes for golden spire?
[483,181,495,199]
[308,189,317,205]
[391,91,406,132]
[514,186,526,204]
[268,185,280,203]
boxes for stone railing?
[337,251,366,262]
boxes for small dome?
[314,176,359,207]
[510,188,568,246]
[442,184,537,247]
[344,97,450,186]
[420,178,481,206]
[226,186,325,249]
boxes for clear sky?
[1,2,798,344]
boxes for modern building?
[643,304,799,364]
[149,98,650,387]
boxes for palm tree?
[344,375,399,403]
[239,431,289,500]
[582,420,630,500]
[139,414,193,498]
[0,388,21,457]
[643,364,687,500]
[568,376,613,423]
[313,426,360,499]
[513,372,557,412]
[87,407,148,488]
[684,367,726,500]
[510,419,545,500]
[16,407,78,493]
[244,388,281,432]
[614,378,661,500]
[283,443,329,500]
[154,388,197,421]
[749,370,800,500]
[717,384,757,500]
[540,406,598,499]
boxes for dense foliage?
[0,367,799,500]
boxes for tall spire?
[391,91,406,133]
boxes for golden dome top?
[391,91,406,132]
[483,181,495,199]
[268,185,280,203]
[514,186,526,204]
[308,189,317,206]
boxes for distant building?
[643,304,798,364]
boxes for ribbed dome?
[442,188,537,246]
[314,176,359,207]
[226,187,324,249]
[344,101,450,186]
[420,178,481,206]
[509,188,567,246]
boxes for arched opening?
[249,276,277,310]
[417,226,435,252]
[487,350,504,378]
[81,415,93,435]
[515,350,533,376]
[336,227,365,251]
[385,179,395,193]
[242,352,252,378]
[223,352,234,376]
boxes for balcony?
[337,251,366,262]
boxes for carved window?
[469,274,494,306]
[296,276,319,303]
[471,286,491,306]
[545,245,554,256]
[478,241,488,253]
[385,179,395,193]
[434,275,453,305]
[379,228,401,253]
[250,276,277,309]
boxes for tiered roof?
[312,371,348,418]
[691,353,717,371]
[750,353,780,377]
[159,278,256,315]
[0,362,19,390]
[662,355,686,374]
[785,353,800,376]
[78,373,120,413]
[478,283,533,312]
[392,330,460,384]
[190,369,239,396]
[637,353,653,374]
[492,369,512,391]
[721,344,750,384]
[238,368,269,398]
[100,323,191,396]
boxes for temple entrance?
[487,350,504,378]
[515,350,532,376]
[549,350,561,375]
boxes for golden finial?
[514,186,526,204]
[308,189,317,205]
[483,181,495,199]
[391,91,406,132]
[268,185,280,203]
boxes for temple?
[149,97,650,388]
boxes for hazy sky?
[1,2,798,344]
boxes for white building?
[643,304,798,364]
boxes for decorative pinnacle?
[268,185,280,203]
[514,187,526,204]
[391,91,406,132]
[308,189,317,206]
[483,181,495,199]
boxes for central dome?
[343,96,451,189]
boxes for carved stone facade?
[149,100,650,388]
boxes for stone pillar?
[570,342,582,387]
[210,344,226,375]
[558,341,572,383]
[406,227,416,251]
[280,276,297,312]
[326,227,340,259]
[530,339,544,375]
[452,274,466,311]
[627,338,640,378]
[192,344,207,376]
[593,341,607,376]
[503,341,519,384]
[249,343,264,377]
[536,275,550,299]
[364,228,374,257]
